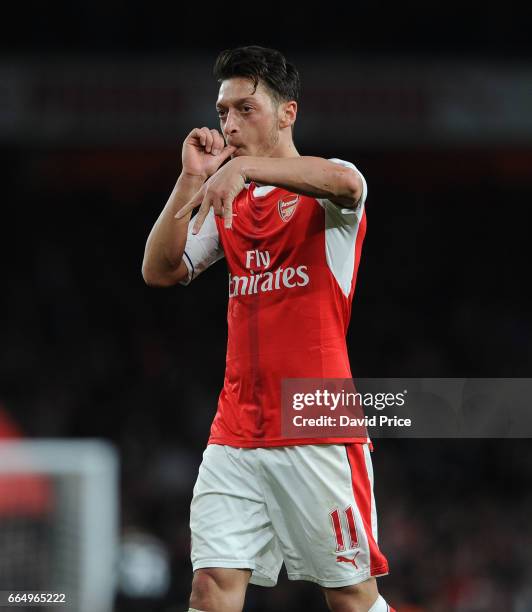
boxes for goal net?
[0,440,119,612]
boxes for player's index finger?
[175,195,200,219]
[210,129,223,155]
[175,185,205,220]
[175,202,194,219]
[192,200,211,234]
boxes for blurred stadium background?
[1,3,532,611]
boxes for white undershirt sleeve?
[316,158,368,298]
[179,207,225,286]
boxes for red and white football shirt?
[181,158,368,448]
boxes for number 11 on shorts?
[329,506,359,552]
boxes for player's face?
[216,78,281,157]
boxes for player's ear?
[279,100,297,129]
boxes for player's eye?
[242,106,252,113]
[217,109,227,118]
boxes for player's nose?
[224,110,239,134]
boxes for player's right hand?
[182,127,236,179]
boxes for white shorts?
[190,443,389,588]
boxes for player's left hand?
[175,158,247,233]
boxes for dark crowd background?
[2,3,532,611]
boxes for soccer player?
[142,46,393,612]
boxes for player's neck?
[270,140,299,159]
[251,140,299,188]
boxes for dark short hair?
[213,45,300,104]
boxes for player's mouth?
[231,146,246,156]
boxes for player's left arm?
[237,156,363,208]
[176,156,363,233]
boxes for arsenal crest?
[278,194,300,222]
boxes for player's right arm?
[142,128,235,287]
